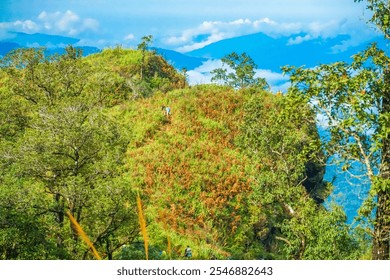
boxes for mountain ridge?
[0,32,100,57]
[185,31,388,71]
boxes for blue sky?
[0,0,380,52]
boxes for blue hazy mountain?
[324,160,370,224]
[153,47,206,71]
[186,32,388,72]
[0,32,100,57]
[43,46,101,56]
[318,127,370,224]
[4,32,80,47]
[0,41,22,56]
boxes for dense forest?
[0,0,389,260]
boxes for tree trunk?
[106,239,113,260]
[372,68,390,260]
[372,190,390,259]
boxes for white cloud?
[255,69,288,84]
[186,59,223,85]
[176,33,226,52]
[38,10,99,36]
[124,33,135,40]
[0,10,100,39]
[287,34,312,45]
[231,18,252,25]
[253,18,304,37]
[308,20,341,38]
[194,59,224,72]
[187,70,213,85]
[330,24,379,53]
[13,20,40,32]
[166,19,253,51]
[56,10,80,33]
[82,18,99,32]
[255,69,290,92]
[253,17,276,26]
[186,59,289,91]
[164,16,372,53]
[165,20,229,47]
[0,20,41,38]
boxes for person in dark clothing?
[184,246,192,258]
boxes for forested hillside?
[0,45,370,260]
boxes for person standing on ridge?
[161,105,171,118]
[184,245,192,258]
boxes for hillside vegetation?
[0,46,366,260]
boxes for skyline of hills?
[186,32,388,71]
[2,31,388,72]
[0,32,100,57]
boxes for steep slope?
[110,85,348,260]
[115,86,250,258]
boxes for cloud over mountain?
[38,10,99,35]
[0,10,99,40]
[164,17,376,53]
[184,58,289,92]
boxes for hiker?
[184,245,192,258]
[161,105,171,117]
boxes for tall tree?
[237,91,361,259]
[211,52,268,90]
[356,0,390,260]
[356,0,390,40]
[284,0,390,259]
[0,47,139,259]
[137,35,153,81]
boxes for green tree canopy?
[283,0,390,259]
[0,47,139,259]
[211,52,268,90]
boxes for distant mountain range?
[185,32,388,72]
[2,31,387,72]
[152,47,207,70]
[0,32,100,57]
[5,32,80,46]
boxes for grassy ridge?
[117,86,253,258]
